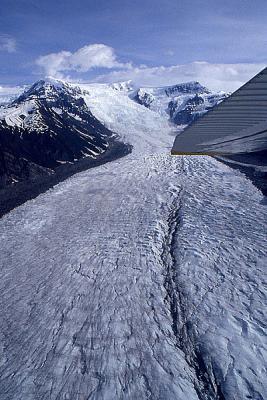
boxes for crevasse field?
[0,84,266,400]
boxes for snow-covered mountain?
[132,81,229,125]
[0,77,181,187]
[110,80,134,92]
[0,78,114,187]
[0,77,228,188]
[75,81,175,154]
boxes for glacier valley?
[0,79,266,400]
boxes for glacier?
[0,79,266,400]
[0,77,228,188]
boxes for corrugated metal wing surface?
[171,67,267,155]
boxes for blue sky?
[0,0,267,90]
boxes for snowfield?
[76,82,177,153]
[0,84,266,400]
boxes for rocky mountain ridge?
[0,78,113,187]
[132,81,228,125]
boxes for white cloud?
[0,85,26,104]
[94,61,266,92]
[0,34,16,53]
[36,44,131,77]
[0,85,23,95]
[35,42,266,91]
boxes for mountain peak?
[110,80,134,92]
[28,76,68,92]
[16,77,77,103]
[163,81,210,96]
